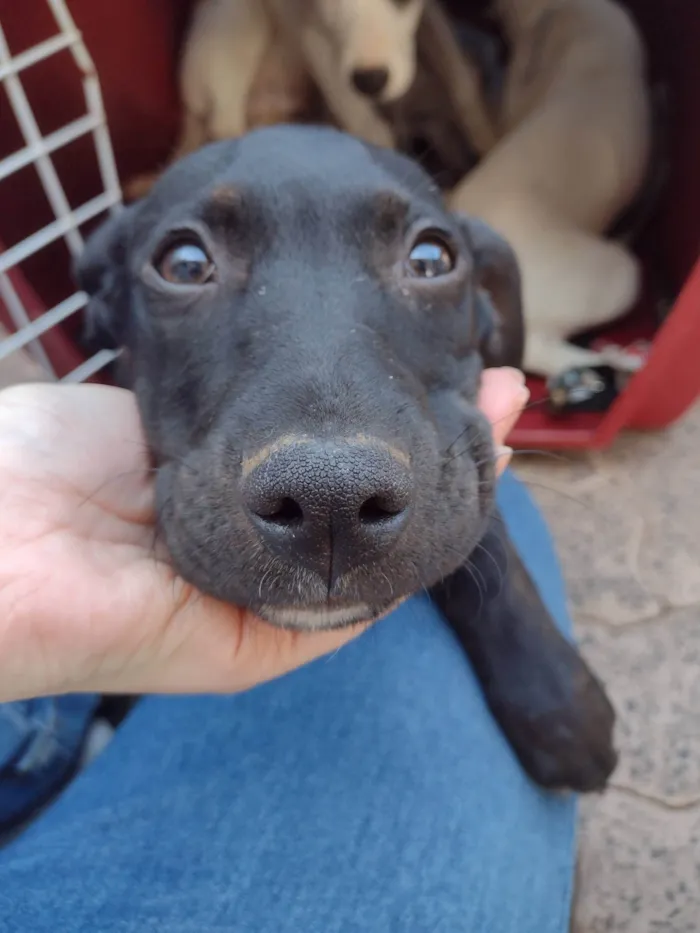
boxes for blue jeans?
[0,473,576,932]
[0,695,100,832]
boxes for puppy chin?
[259,600,401,631]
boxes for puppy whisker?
[489,393,552,431]
[473,539,506,595]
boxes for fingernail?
[500,366,526,385]
[518,384,531,404]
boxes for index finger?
[478,367,530,448]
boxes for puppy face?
[313,0,425,102]
[78,126,521,629]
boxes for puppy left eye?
[156,241,216,286]
[406,235,455,278]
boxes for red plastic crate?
[509,260,700,449]
[0,0,698,446]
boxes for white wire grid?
[0,0,122,383]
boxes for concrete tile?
[516,406,700,931]
[588,405,700,483]
[515,404,700,621]
[577,608,700,805]
[512,449,600,491]
[590,406,700,609]
[512,466,662,624]
[573,791,700,933]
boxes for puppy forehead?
[233,124,382,181]
[218,133,439,215]
[142,126,444,223]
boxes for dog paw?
[599,344,646,373]
[491,657,618,793]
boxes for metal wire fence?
[0,0,122,384]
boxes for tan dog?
[125,0,421,198]
[449,0,651,378]
[269,0,498,152]
[174,0,426,156]
[126,0,497,200]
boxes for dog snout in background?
[77,125,514,628]
[351,67,391,99]
[315,0,425,103]
[126,0,500,199]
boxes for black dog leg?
[430,513,618,792]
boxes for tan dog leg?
[187,0,272,143]
[247,30,312,129]
[520,236,641,378]
[524,335,610,376]
[525,334,644,378]
[124,0,272,202]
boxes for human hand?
[0,368,528,701]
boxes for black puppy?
[77,125,616,792]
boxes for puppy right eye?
[155,241,215,285]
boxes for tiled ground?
[514,403,700,932]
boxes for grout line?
[574,603,700,632]
[607,781,700,812]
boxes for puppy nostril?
[255,496,304,527]
[351,67,390,98]
[358,495,406,526]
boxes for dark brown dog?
[78,125,616,792]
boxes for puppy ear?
[74,206,135,351]
[455,214,524,369]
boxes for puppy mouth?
[377,80,410,106]
[258,599,402,631]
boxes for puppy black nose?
[243,439,412,583]
[351,67,390,98]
